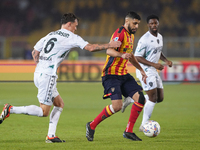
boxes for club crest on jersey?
[111,87,115,92]
[153,49,157,54]
[114,37,119,41]
[157,39,159,44]
[149,82,153,87]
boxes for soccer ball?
[143,120,160,137]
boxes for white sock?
[48,106,63,137]
[109,105,115,113]
[141,95,156,126]
[10,105,43,117]
[130,97,134,103]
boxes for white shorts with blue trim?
[34,72,59,106]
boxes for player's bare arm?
[32,49,40,64]
[160,52,173,67]
[84,40,121,52]
[129,54,147,84]
[135,56,164,70]
[106,48,131,59]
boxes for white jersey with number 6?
[34,28,88,75]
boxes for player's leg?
[156,74,164,103]
[45,75,65,143]
[121,96,134,113]
[157,88,164,103]
[0,72,48,124]
[0,104,44,122]
[89,99,121,129]
[46,95,65,143]
[140,88,157,127]
[122,74,144,141]
[86,76,122,141]
[86,100,119,141]
[139,73,161,131]
[123,91,145,141]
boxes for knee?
[59,101,65,108]
[149,95,158,103]
[42,110,50,117]
[138,91,145,105]
[53,96,65,108]
[112,103,123,112]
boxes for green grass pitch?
[0,82,199,150]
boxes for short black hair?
[126,11,141,20]
[61,13,79,24]
[146,14,159,23]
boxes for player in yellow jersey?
[86,11,147,141]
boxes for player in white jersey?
[0,13,121,143]
[121,15,172,131]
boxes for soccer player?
[0,13,121,143]
[86,11,147,141]
[121,15,173,131]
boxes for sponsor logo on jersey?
[39,56,52,61]
[114,37,119,41]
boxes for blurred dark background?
[0,0,200,59]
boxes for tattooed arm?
[32,49,40,64]
[84,40,121,52]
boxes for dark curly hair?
[146,15,159,23]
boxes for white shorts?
[34,72,59,106]
[136,70,163,91]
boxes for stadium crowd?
[0,0,199,37]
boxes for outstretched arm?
[84,40,121,52]
[106,48,132,59]
[32,49,40,64]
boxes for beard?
[128,25,136,34]
[151,28,158,34]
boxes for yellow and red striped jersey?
[102,26,134,76]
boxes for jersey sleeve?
[74,35,89,49]
[111,28,124,42]
[34,36,47,52]
[134,39,146,57]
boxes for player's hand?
[140,70,147,84]
[109,39,121,48]
[121,53,132,59]
[166,60,173,67]
[153,63,164,70]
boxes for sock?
[141,99,156,126]
[10,105,43,117]
[48,106,63,138]
[90,105,115,130]
[130,97,134,103]
[125,102,143,133]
